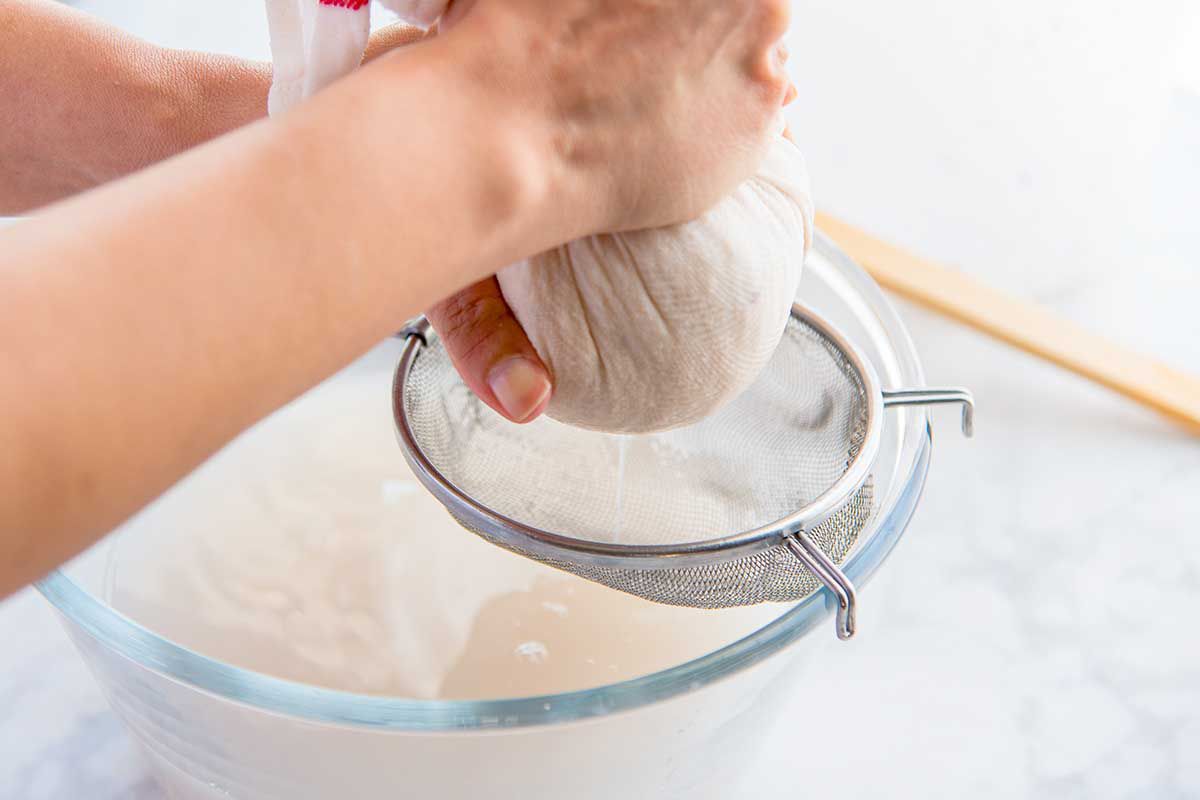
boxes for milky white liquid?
[105,341,783,700]
[613,434,629,542]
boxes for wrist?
[452,19,607,247]
[426,31,573,257]
[348,35,572,278]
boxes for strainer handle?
[398,317,431,346]
[882,388,975,437]
[784,532,857,640]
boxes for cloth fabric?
[499,132,812,433]
[264,0,445,116]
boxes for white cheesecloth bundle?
[263,0,814,433]
[501,136,811,432]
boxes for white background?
[2,1,1199,797]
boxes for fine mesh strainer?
[393,304,973,639]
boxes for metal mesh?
[399,313,875,608]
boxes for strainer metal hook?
[783,390,974,640]
[883,389,975,437]
[784,531,857,639]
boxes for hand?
[444,0,793,235]
[408,1,792,424]
[423,1,795,423]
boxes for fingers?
[774,39,797,107]
[427,278,553,424]
[762,0,792,39]
[362,22,433,63]
[773,40,790,71]
[742,0,793,110]
[771,38,794,100]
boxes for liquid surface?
[106,342,784,700]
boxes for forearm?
[0,37,563,593]
[0,0,269,214]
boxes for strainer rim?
[392,302,884,570]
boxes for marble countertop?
[3,1,1199,797]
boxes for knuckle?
[760,0,790,40]
[747,56,787,103]
[767,69,790,99]
[431,290,513,362]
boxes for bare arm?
[0,0,269,213]
[0,39,556,591]
[0,0,555,430]
[0,0,790,594]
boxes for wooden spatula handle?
[816,212,1200,432]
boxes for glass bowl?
[37,233,932,799]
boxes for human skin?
[0,0,791,596]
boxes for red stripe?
[319,0,369,9]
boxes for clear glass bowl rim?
[36,232,932,732]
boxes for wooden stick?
[815,211,1200,432]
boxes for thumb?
[427,277,553,424]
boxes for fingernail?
[488,357,551,423]
[784,82,798,105]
